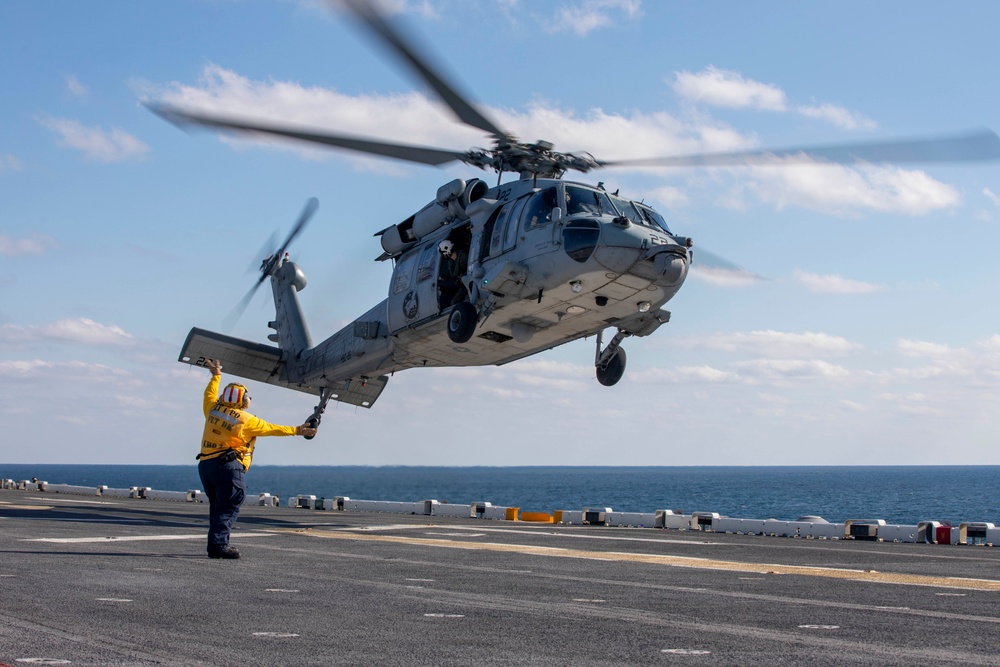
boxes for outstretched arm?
[242,416,317,439]
[202,358,223,417]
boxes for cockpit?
[563,184,672,234]
[480,182,674,266]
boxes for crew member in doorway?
[437,239,468,310]
[196,358,317,559]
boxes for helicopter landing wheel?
[596,347,626,386]
[447,301,478,344]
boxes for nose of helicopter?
[590,222,689,287]
[651,249,688,286]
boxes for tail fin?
[267,257,312,358]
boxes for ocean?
[2,464,998,526]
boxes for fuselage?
[295,178,689,387]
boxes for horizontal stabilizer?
[178,327,316,395]
[327,375,390,409]
[178,327,390,408]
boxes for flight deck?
[2,488,1000,666]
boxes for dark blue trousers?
[198,456,246,551]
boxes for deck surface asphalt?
[2,488,1000,666]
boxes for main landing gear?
[595,329,630,387]
[447,301,478,344]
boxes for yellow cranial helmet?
[220,383,249,407]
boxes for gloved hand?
[296,423,318,438]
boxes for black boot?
[207,546,241,559]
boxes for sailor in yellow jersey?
[197,358,317,559]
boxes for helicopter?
[151,0,1000,436]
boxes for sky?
[2,0,1000,468]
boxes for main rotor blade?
[148,103,469,166]
[338,0,507,139]
[600,128,1000,168]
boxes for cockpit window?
[522,187,558,231]
[564,185,616,217]
[636,204,671,234]
[609,196,645,226]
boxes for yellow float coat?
[199,374,297,470]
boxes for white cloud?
[897,339,956,358]
[984,187,1000,207]
[503,103,755,160]
[733,358,853,383]
[647,185,689,209]
[980,335,1000,353]
[673,67,876,132]
[739,159,961,216]
[632,365,736,383]
[0,155,24,172]
[0,359,128,381]
[874,392,947,416]
[37,116,149,163]
[511,358,591,392]
[677,330,862,357]
[65,74,88,98]
[796,103,876,131]
[546,0,642,36]
[673,66,787,111]
[794,270,883,294]
[0,318,134,346]
[0,234,56,257]
[149,64,758,167]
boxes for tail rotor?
[223,197,319,330]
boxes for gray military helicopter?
[152,0,1000,435]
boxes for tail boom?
[178,327,389,408]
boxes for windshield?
[609,196,672,233]
[609,196,644,226]
[564,185,616,217]
[636,204,671,234]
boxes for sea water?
[3,464,999,526]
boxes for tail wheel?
[596,347,626,386]
[447,301,477,344]
[303,417,319,441]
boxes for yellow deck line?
[288,528,1000,591]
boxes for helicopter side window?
[637,204,672,234]
[415,243,438,283]
[565,185,615,217]
[502,196,528,253]
[391,251,417,295]
[488,206,512,257]
[610,196,645,226]
[481,205,504,260]
[522,187,558,231]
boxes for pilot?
[437,239,468,309]
[196,358,317,560]
[524,187,557,229]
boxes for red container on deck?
[936,525,952,545]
